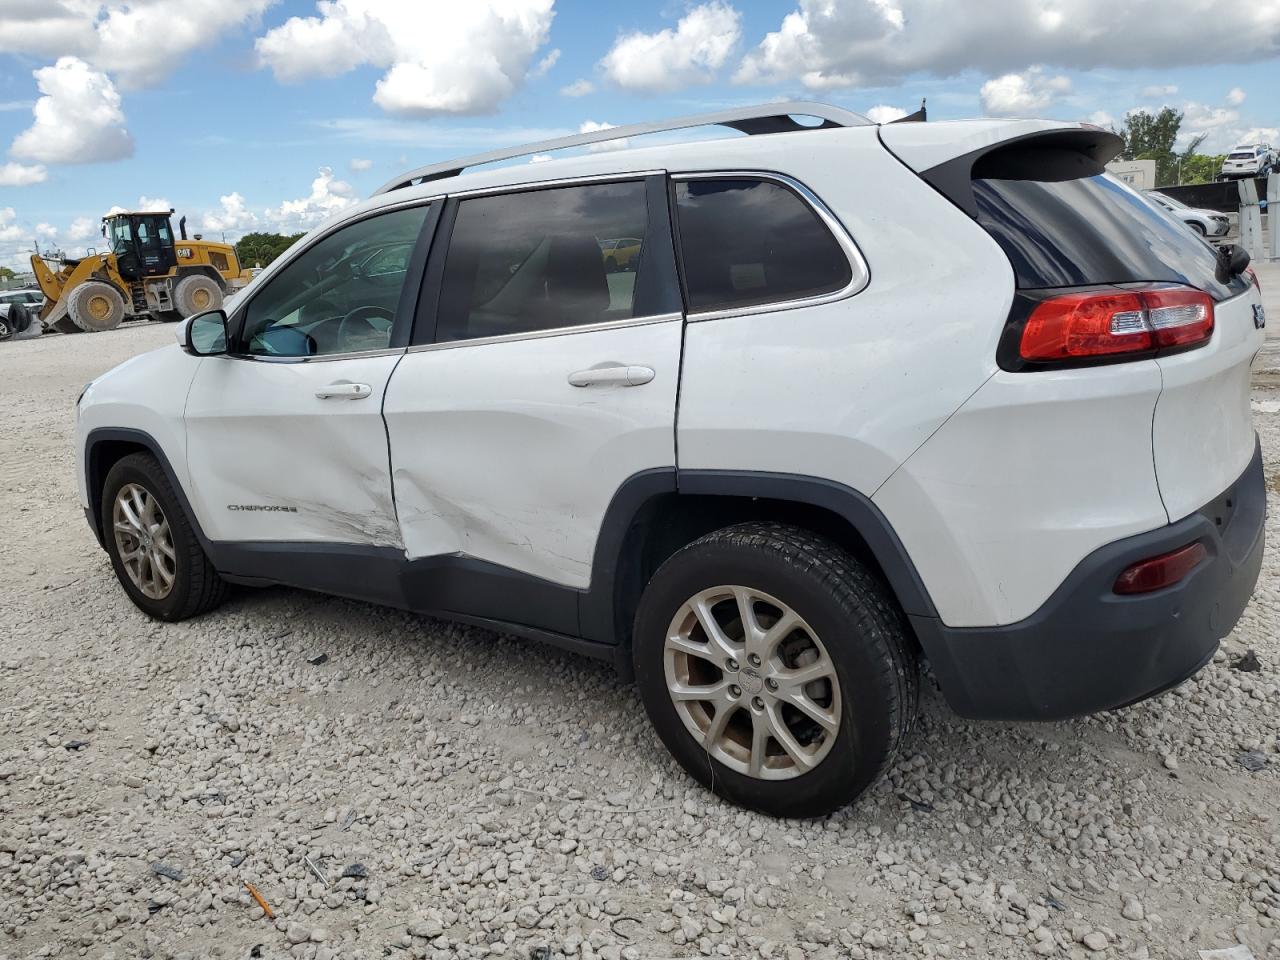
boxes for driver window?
[239,204,430,357]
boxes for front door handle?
[316,381,372,400]
[568,364,655,387]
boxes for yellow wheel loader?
[31,210,253,334]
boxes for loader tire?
[68,281,126,332]
[174,275,223,318]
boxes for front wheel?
[101,453,227,621]
[1189,221,1207,237]
[633,522,918,817]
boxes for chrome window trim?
[230,346,407,364]
[449,169,664,200]
[230,197,439,364]
[407,313,682,354]
[670,170,869,323]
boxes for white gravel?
[2,312,1280,960]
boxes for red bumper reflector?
[1113,541,1207,595]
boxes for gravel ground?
[3,280,1280,960]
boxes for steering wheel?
[337,305,395,349]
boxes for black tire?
[101,453,227,621]
[0,315,10,341]
[174,274,223,317]
[68,281,126,332]
[633,522,918,817]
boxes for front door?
[184,202,435,548]
[383,176,683,626]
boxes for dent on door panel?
[384,321,683,589]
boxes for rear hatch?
[881,120,1263,522]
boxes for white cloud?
[980,67,1071,117]
[67,217,96,241]
[34,222,57,240]
[529,153,552,163]
[865,104,907,124]
[0,161,48,186]
[601,2,741,92]
[202,192,258,234]
[0,208,26,243]
[560,78,594,97]
[579,120,627,152]
[1088,109,1115,128]
[0,1,274,90]
[1227,87,1246,106]
[10,57,133,165]
[138,195,171,211]
[265,167,359,230]
[349,157,374,172]
[736,0,1280,90]
[1141,84,1177,98]
[530,48,559,78]
[255,0,556,115]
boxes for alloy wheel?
[664,586,841,780]
[112,483,177,600]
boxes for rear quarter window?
[674,178,853,314]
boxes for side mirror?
[182,309,229,356]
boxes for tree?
[1179,153,1226,186]
[1116,107,1207,187]
[234,232,305,268]
[0,266,16,282]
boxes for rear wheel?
[633,522,918,817]
[174,274,223,318]
[67,281,126,332]
[101,453,227,621]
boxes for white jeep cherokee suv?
[77,103,1266,817]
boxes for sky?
[0,0,1278,271]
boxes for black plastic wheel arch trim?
[674,470,940,620]
[83,427,214,553]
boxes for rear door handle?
[316,381,372,400]
[568,364,655,387]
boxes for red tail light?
[1246,266,1261,292]
[1113,541,1207,595]
[1019,285,1214,363]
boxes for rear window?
[674,178,852,314]
[1229,151,1255,160]
[972,171,1246,300]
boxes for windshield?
[107,219,132,252]
[1151,192,1187,210]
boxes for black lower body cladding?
[913,437,1265,721]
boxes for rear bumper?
[912,437,1265,720]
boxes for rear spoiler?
[880,123,1123,218]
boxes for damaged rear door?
[183,202,438,547]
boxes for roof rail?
[373,101,871,196]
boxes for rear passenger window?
[435,180,649,343]
[674,178,852,314]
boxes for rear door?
[383,175,683,628]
